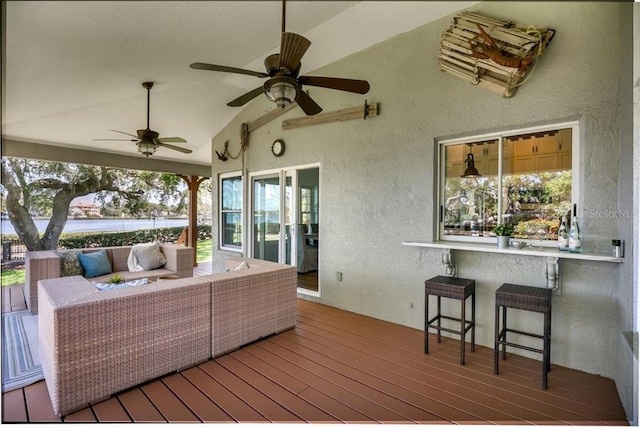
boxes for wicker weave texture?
[39,276,211,416]
[25,250,61,313]
[425,275,475,299]
[25,244,193,314]
[496,283,552,313]
[212,258,297,357]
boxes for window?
[219,172,243,251]
[439,123,577,245]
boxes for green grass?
[1,268,25,287]
[1,239,213,287]
[197,239,212,263]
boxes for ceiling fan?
[189,0,370,115]
[94,81,192,157]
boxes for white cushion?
[93,278,150,291]
[127,242,167,272]
[233,261,250,271]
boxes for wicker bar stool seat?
[494,283,552,389]
[424,275,475,365]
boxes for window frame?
[437,121,580,245]
[219,170,243,252]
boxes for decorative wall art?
[439,11,555,97]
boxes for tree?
[0,157,184,251]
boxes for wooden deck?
[1,284,629,424]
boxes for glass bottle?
[568,215,582,253]
[557,216,569,251]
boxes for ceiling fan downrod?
[142,81,153,130]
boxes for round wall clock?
[271,139,285,157]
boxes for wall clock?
[271,139,285,157]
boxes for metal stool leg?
[471,292,476,352]
[436,296,442,343]
[501,305,507,360]
[460,294,466,365]
[494,303,500,375]
[543,310,550,389]
[424,292,429,354]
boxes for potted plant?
[108,274,124,284]
[492,223,514,249]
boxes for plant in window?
[492,223,514,237]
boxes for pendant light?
[461,153,481,178]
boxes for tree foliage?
[0,157,185,251]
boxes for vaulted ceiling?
[3,1,473,165]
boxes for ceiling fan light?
[265,81,297,108]
[137,141,157,157]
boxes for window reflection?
[441,127,573,242]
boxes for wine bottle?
[558,216,569,251]
[568,215,582,253]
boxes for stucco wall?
[211,2,634,419]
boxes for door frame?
[248,163,321,297]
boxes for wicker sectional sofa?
[37,257,297,416]
[25,243,193,313]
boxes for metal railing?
[2,239,26,262]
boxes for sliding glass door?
[252,174,280,262]
[250,165,320,294]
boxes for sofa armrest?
[160,243,193,278]
[25,250,60,313]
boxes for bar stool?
[424,275,475,365]
[494,283,552,389]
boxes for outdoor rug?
[2,310,42,392]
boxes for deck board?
[91,397,132,422]
[23,381,60,422]
[117,388,166,422]
[1,388,27,422]
[0,291,629,424]
[217,354,339,422]
[181,365,268,422]
[161,373,234,422]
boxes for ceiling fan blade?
[298,76,370,94]
[110,129,139,138]
[157,142,193,154]
[279,32,311,73]
[93,138,138,142]
[295,90,322,116]
[157,137,187,143]
[190,62,268,78]
[227,86,264,107]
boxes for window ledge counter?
[402,240,624,263]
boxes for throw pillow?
[127,248,144,272]
[78,249,113,278]
[57,250,85,277]
[130,242,167,271]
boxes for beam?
[247,102,298,133]
[178,175,209,267]
[281,101,378,131]
[1,139,211,177]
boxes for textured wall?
[211,2,634,418]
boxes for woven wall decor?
[439,11,555,98]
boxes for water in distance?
[1,218,189,235]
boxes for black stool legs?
[424,276,475,365]
[494,283,552,389]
